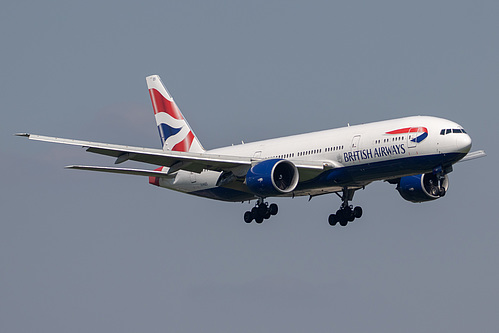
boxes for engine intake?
[397,173,449,203]
[246,159,299,197]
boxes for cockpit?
[440,128,467,135]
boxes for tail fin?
[146,75,205,153]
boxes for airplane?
[17,75,486,226]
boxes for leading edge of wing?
[17,133,337,174]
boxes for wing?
[65,165,175,178]
[457,150,486,163]
[16,133,339,178]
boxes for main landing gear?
[244,198,278,224]
[328,187,363,227]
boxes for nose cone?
[456,134,472,153]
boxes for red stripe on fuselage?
[386,127,427,134]
[149,88,184,120]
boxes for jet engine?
[246,159,299,197]
[397,173,449,203]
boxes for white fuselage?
[156,116,472,201]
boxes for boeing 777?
[17,75,486,226]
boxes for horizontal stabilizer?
[65,165,174,178]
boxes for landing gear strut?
[433,166,449,197]
[328,187,363,227]
[244,198,278,224]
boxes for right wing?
[457,150,486,163]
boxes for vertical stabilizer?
[146,75,205,152]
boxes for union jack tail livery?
[146,75,204,153]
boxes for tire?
[335,209,344,221]
[251,207,258,218]
[339,218,348,227]
[258,204,268,217]
[255,216,264,224]
[269,203,278,216]
[328,214,337,226]
[244,211,253,223]
[353,206,363,218]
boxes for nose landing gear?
[244,198,278,224]
[328,187,363,227]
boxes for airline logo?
[386,127,428,143]
[149,88,195,152]
[343,126,428,163]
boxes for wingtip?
[15,133,30,137]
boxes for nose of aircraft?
[456,133,472,153]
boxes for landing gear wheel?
[244,200,279,224]
[328,214,338,226]
[346,207,355,222]
[244,211,253,223]
[328,187,363,227]
[353,206,363,218]
[269,203,278,216]
[257,204,268,217]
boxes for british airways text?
[344,144,406,163]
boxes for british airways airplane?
[17,75,486,226]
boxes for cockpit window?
[440,128,467,135]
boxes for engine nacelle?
[397,173,449,203]
[246,159,299,197]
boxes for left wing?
[17,133,252,173]
[16,133,337,177]
[65,165,174,178]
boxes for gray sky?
[2,1,497,332]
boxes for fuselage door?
[351,135,361,150]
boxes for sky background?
[1,1,497,332]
